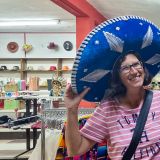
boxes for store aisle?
[0,139,33,160]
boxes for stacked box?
[4,99,19,110]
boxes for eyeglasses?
[120,61,143,74]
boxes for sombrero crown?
[71,15,160,102]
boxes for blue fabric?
[71,16,160,102]
[97,146,108,158]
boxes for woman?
[65,16,160,159]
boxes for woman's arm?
[65,108,96,156]
[64,84,96,156]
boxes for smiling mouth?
[128,75,141,81]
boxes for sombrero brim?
[71,15,160,102]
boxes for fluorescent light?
[0,19,60,26]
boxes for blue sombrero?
[71,15,160,102]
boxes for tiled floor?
[0,139,33,160]
[0,126,41,160]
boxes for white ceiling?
[0,0,76,32]
[87,0,160,27]
[0,0,160,32]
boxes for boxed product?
[0,100,4,109]
[17,80,26,91]
[4,83,18,92]
[29,76,39,91]
[4,99,19,110]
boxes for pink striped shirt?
[80,90,160,160]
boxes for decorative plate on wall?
[7,42,19,53]
[63,41,73,51]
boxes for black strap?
[122,90,153,160]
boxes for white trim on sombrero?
[145,54,160,65]
[73,64,79,67]
[121,16,129,20]
[103,31,124,53]
[80,44,87,48]
[82,40,89,44]
[72,83,76,86]
[74,60,80,63]
[72,68,78,71]
[99,24,105,28]
[85,37,90,41]
[103,21,108,25]
[141,26,153,49]
[108,20,113,24]
[72,86,77,89]
[71,75,76,79]
[80,69,110,83]
[78,48,84,52]
[94,29,99,33]
[88,34,93,38]
[89,31,96,35]
[75,55,81,59]
[77,51,83,55]
[72,70,77,74]
[71,75,77,82]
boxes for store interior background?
[0,0,160,32]
[0,0,160,160]
[0,0,159,84]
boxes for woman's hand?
[64,83,90,110]
[64,84,94,156]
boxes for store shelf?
[0,109,16,113]
[0,109,33,113]
[0,70,21,72]
[0,57,74,80]
[24,70,59,72]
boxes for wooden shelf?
[24,70,59,72]
[0,109,33,113]
[59,69,72,72]
[0,70,21,72]
[0,57,74,86]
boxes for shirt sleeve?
[80,102,108,143]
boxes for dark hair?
[104,51,153,100]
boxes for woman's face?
[119,54,145,90]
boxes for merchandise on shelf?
[0,100,4,109]
[49,75,67,97]
[0,57,74,91]
[29,76,40,91]
[4,99,19,110]
[17,80,26,91]
[4,83,18,92]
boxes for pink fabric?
[73,156,81,160]
[80,90,160,160]
[21,80,26,91]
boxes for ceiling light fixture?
[0,19,60,26]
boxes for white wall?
[0,32,76,58]
[0,32,76,84]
